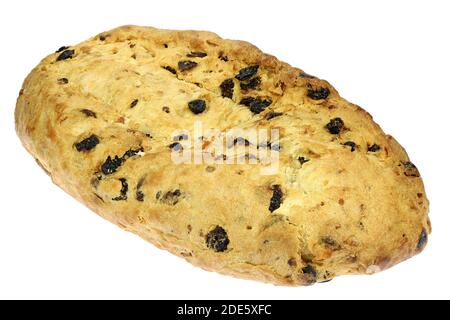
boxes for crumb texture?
[15,25,430,285]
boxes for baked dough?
[15,25,430,285]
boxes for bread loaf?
[15,25,430,285]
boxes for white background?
[0,0,449,300]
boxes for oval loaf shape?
[15,25,430,285]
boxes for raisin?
[130,99,139,108]
[220,79,234,99]
[269,185,283,213]
[298,157,310,165]
[206,226,229,252]
[178,60,198,71]
[343,141,357,152]
[162,106,170,113]
[266,112,283,120]
[325,118,344,134]
[240,97,272,114]
[56,49,75,61]
[80,109,97,118]
[299,72,316,79]
[136,191,145,202]
[240,76,261,90]
[56,46,69,53]
[219,52,229,62]
[101,156,123,175]
[368,144,381,152]
[239,97,256,106]
[169,142,183,151]
[188,99,206,114]
[136,178,145,202]
[163,44,169,48]
[288,258,297,267]
[402,161,420,177]
[99,34,108,41]
[302,265,318,283]
[187,51,207,58]
[158,189,183,205]
[75,135,100,152]
[235,65,259,81]
[416,229,428,250]
[112,178,128,201]
[321,236,341,250]
[123,147,143,159]
[252,99,272,114]
[57,78,69,84]
[307,87,330,100]
[162,66,177,75]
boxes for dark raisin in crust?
[307,87,330,100]
[136,191,145,202]
[163,66,177,74]
[235,65,259,81]
[219,52,228,62]
[206,226,230,252]
[136,178,145,202]
[239,97,256,106]
[75,135,100,152]
[326,118,344,134]
[186,51,207,58]
[240,76,261,90]
[402,161,420,177]
[220,79,234,99]
[269,185,283,212]
[80,109,97,118]
[162,106,170,113]
[157,189,183,205]
[56,46,70,53]
[343,141,357,152]
[178,60,198,71]
[266,112,283,120]
[416,229,428,250]
[298,157,310,165]
[299,72,316,79]
[302,265,318,284]
[239,97,272,114]
[112,178,128,201]
[57,78,69,84]
[321,236,341,250]
[368,144,381,152]
[130,99,139,108]
[249,99,272,114]
[56,49,75,61]
[100,148,143,175]
[123,148,143,159]
[188,99,206,114]
[101,156,124,175]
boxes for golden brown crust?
[15,25,430,285]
